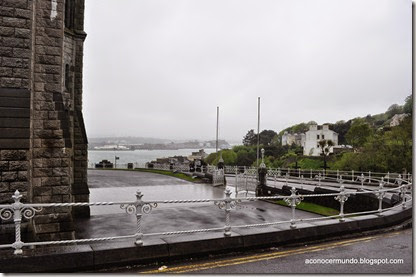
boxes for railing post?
[335,186,349,222]
[284,187,303,229]
[224,188,232,237]
[351,170,354,181]
[368,171,371,184]
[135,190,144,246]
[397,175,407,210]
[310,169,313,179]
[376,178,386,215]
[338,175,344,187]
[387,172,390,184]
[11,191,24,255]
[359,173,365,191]
[316,173,322,187]
[235,167,238,195]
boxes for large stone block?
[0,183,9,193]
[0,161,8,171]
[33,186,52,196]
[15,8,32,19]
[17,170,28,181]
[53,167,69,177]
[9,181,28,191]
[33,167,53,177]
[1,171,17,182]
[1,17,29,28]
[41,176,61,186]
[2,37,30,48]
[52,186,70,195]
[0,26,14,37]
[0,78,22,88]
[8,160,28,170]
[2,0,29,9]
[34,223,60,234]
[0,149,27,161]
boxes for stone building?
[303,124,338,156]
[281,131,305,147]
[0,0,89,241]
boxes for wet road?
[78,170,321,239]
[134,228,412,274]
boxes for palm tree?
[318,139,334,174]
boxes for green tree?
[403,94,412,114]
[259,130,278,146]
[242,129,256,146]
[205,149,237,165]
[270,134,281,146]
[330,120,351,145]
[318,139,334,172]
[386,104,403,118]
[345,118,373,149]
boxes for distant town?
[88,137,231,151]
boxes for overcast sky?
[83,0,411,142]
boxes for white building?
[303,124,338,156]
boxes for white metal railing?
[212,169,225,187]
[87,161,412,185]
[0,177,411,255]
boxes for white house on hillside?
[303,124,338,156]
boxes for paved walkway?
[75,170,322,240]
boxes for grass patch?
[274,200,339,217]
[131,168,200,183]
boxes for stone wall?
[0,0,89,241]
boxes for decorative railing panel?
[0,176,411,255]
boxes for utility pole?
[216,106,219,157]
[256,97,260,168]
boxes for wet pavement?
[76,170,322,240]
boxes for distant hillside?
[279,94,412,145]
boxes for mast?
[256,97,260,167]
[216,106,219,156]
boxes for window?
[65,0,75,29]
[322,135,325,139]
[65,64,70,91]
[317,144,320,148]
[317,135,320,139]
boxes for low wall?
[0,204,411,273]
[257,184,399,213]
